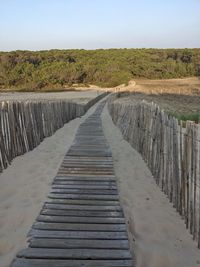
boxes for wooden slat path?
[11,101,134,267]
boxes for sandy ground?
[1,99,200,267]
[0,100,102,267]
[0,90,101,103]
[101,105,200,267]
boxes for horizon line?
[1,47,200,53]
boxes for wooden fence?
[0,92,108,173]
[108,96,200,247]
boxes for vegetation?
[172,113,200,124]
[0,48,200,91]
[113,89,200,124]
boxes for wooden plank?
[48,193,119,201]
[61,166,114,170]
[58,166,114,170]
[66,154,113,158]
[67,150,111,154]
[75,134,106,136]
[72,134,106,136]
[72,143,109,146]
[29,238,129,249]
[58,171,115,175]
[65,147,110,150]
[76,132,104,135]
[63,160,113,164]
[33,222,126,231]
[61,161,113,164]
[44,203,121,211]
[52,185,117,190]
[52,181,117,186]
[41,209,123,217]
[61,164,113,168]
[28,229,128,240]
[72,141,107,144]
[72,142,110,145]
[63,156,112,159]
[11,259,133,267]
[61,163,113,166]
[37,215,125,224]
[69,147,110,151]
[62,162,113,166]
[11,258,133,267]
[73,135,106,137]
[51,188,117,195]
[59,166,114,171]
[65,152,113,154]
[46,199,119,206]
[17,248,132,260]
[64,154,112,157]
[53,177,115,182]
[57,170,114,175]
[57,173,115,177]
[63,158,113,162]
[54,176,116,181]
[65,149,111,153]
[61,163,113,167]
[67,152,112,157]
[55,174,116,178]
[75,134,105,136]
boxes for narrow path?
[11,101,134,267]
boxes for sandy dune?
[0,100,200,267]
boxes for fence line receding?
[0,92,108,173]
[108,95,200,248]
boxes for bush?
[0,48,200,90]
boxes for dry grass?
[113,77,200,122]
[113,77,200,95]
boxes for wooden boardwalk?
[11,102,134,267]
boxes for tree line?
[0,48,200,90]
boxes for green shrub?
[0,48,200,90]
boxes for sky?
[0,0,200,51]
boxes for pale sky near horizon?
[0,0,200,51]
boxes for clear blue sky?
[0,0,200,51]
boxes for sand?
[0,99,200,267]
[101,105,200,267]
[0,100,101,267]
[0,90,101,103]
